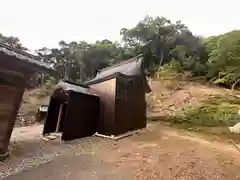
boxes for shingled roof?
[84,54,145,85]
[0,42,56,74]
[54,80,98,97]
[84,54,151,93]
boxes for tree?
[6,16,240,89]
[205,30,240,88]
[0,33,28,51]
[121,16,207,74]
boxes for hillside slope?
[16,88,52,126]
[147,79,231,117]
[147,76,240,139]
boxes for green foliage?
[205,30,240,87]
[1,15,240,90]
[35,40,135,84]
[155,60,182,79]
[161,60,182,73]
[121,16,208,73]
[0,16,208,87]
[172,95,240,127]
[0,33,28,51]
[44,77,57,89]
[121,16,188,66]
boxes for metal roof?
[84,54,144,85]
[83,54,151,93]
[0,42,56,74]
[55,80,98,97]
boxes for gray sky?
[0,0,239,51]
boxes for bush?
[155,60,182,79]
[172,95,240,127]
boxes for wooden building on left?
[0,43,56,159]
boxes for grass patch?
[169,94,240,138]
[172,95,240,127]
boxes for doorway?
[55,102,67,133]
[43,90,100,141]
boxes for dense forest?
[1,15,240,89]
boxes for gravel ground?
[1,122,240,180]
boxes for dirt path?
[1,122,240,180]
[4,154,129,180]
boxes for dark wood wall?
[114,75,147,135]
[89,75,147,136]
[89,78,116,135]
[43,90,100,140]
[0,53,54,155]
[62,91,100,140]
[0,67,26,154]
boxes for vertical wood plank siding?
[0,43,55,156]
[0,76,25,154]
[0,87,18,153]
[90,78,116,135]
[114,76,147,135]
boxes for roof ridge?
[0,42,57,75]
[0,42,41,60]
[61,79,89,88]
[99,54,143,73]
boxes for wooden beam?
[55,104,63,132]
[94,128,145,140]
[0,67,24,78]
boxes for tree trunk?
[41,73,44,86]
[159,51,164,66]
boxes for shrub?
[155,60,182,79]
[172,95,240,127]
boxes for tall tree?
[121,16,188,67]
[205,30,240,88]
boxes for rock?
[41,137,49,141]
[47,135,57,140]
[229,122,240,133]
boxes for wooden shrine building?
[84,55,151,136]
[43,80,100,141]
[0,43,55,159]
